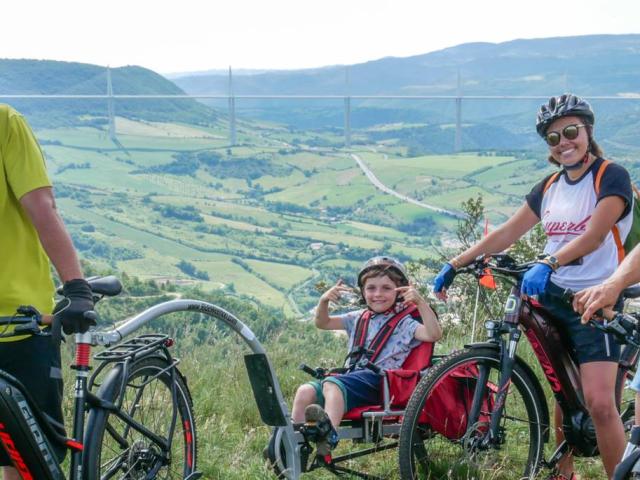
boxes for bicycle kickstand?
[543,440,571,473]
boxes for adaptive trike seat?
[258,306,493,479]
[263,307,438,480]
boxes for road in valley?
[350,153,464,218]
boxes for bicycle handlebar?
[563,288,640,347]
[455,254,535,281]
[299,363,327,379]
[588,313,640,348]
[456,256,640,347]
[4,277,113,336]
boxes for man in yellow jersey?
[0,104,94,479]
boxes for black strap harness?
[346,304,419,369]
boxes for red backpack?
[421,362,497,440]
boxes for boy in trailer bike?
[291,256,442,456]
[433,94,633,479]
[0,104,94,480]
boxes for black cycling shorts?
[0,333,66,466]
[539,282,622,365]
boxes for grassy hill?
[0,59,217,128]
[59,267,611,479]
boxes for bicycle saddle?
[56,276,122,297]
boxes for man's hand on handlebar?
[572,282,622,325]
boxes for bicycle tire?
[398,347,546,480]
[264,427,288,479]
[617,344,638,429]
[613,345,639,480]
[83,355,197,480]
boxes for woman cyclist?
[433,94,633,479]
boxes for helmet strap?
[563,151,590,171]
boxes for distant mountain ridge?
[0,59,216,128]
[173,34,640,96]
[172,34,640,154]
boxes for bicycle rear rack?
[93,334,171,363]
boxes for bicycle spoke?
[399,349,544,479]
[86,356,196,479]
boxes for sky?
[2,0,639,74]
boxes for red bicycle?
[398,254,638,479]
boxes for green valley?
[38,114,561,316]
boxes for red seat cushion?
[342,341,434,419]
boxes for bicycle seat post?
[69,331,93,479]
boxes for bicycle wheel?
[398,348,546,480]
[84,356,197,479]
[617,343,639,429]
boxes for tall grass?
[56,288,617,479]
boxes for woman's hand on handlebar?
[573,282,622,325]
[521,262,551,297]
[433,263,456,301]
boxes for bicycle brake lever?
[608,319,631,339]
[590,315,634,344]
[13,319,43,335]
[588,319,608,332]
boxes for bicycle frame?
[467,280,638,460]
[0,298,280,480]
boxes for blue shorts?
[307,369,381,412]
[538,282,622,365]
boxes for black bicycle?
[397,254,639,479]
[0,276,201,480]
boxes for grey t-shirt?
[338,307,421,371]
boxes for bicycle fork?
[475,290,522,449]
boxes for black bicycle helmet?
[357,256,409,289]
[536,93,595,137]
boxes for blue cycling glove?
[433,263,456,294]
[521,263,552,297]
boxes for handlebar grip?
[299,364,317,377]
[84,311,98,322]
[564,288,605,318]
[562,288,575,302]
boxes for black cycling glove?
[53,279,96,335]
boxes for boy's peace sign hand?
[320,279,355,304]
[395,285,427,307]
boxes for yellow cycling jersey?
[0,105,55,340]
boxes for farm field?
[39,116,543,314]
